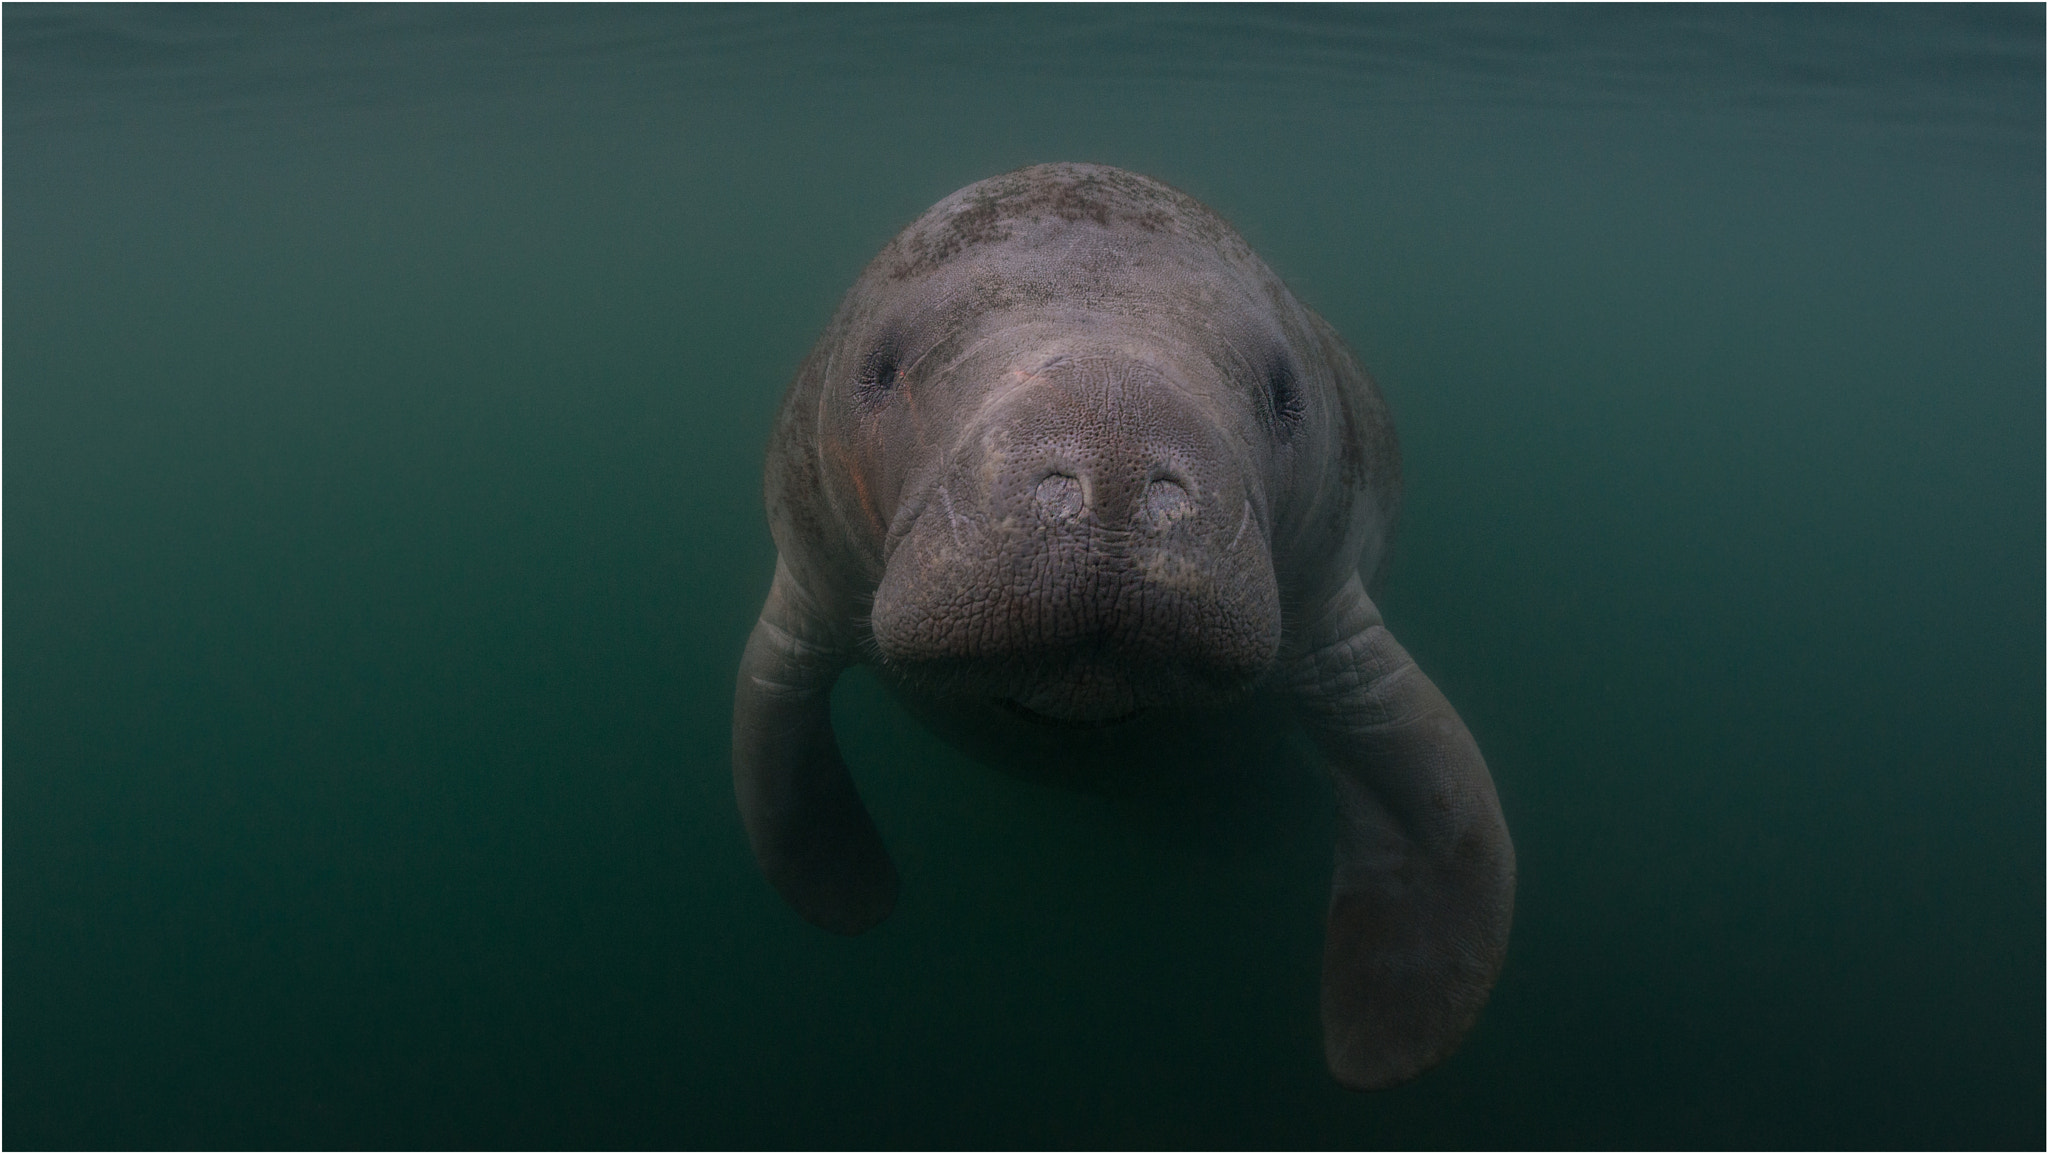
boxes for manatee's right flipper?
[732,563,898,935]
[1286,576,1516,1090]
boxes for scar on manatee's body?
[825,437,884,538]
[930,486,960,550]
[1228,500,1251,553]
[901,383,928,450]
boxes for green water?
[6,6,2041,1147]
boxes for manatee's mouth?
[995,697,1146,729]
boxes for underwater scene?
[6,5,2042,1148]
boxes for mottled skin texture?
[732,163,1514,1090]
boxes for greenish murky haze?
[6,5,2041,1147]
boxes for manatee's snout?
[870,354,1281,721]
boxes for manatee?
[732,162,1514,1090]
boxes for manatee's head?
[787,164,1380,724]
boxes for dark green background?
[7,5,2041,1147]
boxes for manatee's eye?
[855,346,901,405]
[1266,358,1304,437]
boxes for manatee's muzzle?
[868,354,1281,722]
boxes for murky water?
[7,6,2041,1147]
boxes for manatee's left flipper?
[1286,576,1516,1090]
[732,563,899,935]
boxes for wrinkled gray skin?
[733,163,1514,1091]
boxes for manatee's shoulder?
[880,162,1253,282]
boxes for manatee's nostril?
[1143,478,1193,528]
[1034,473,1084,522]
